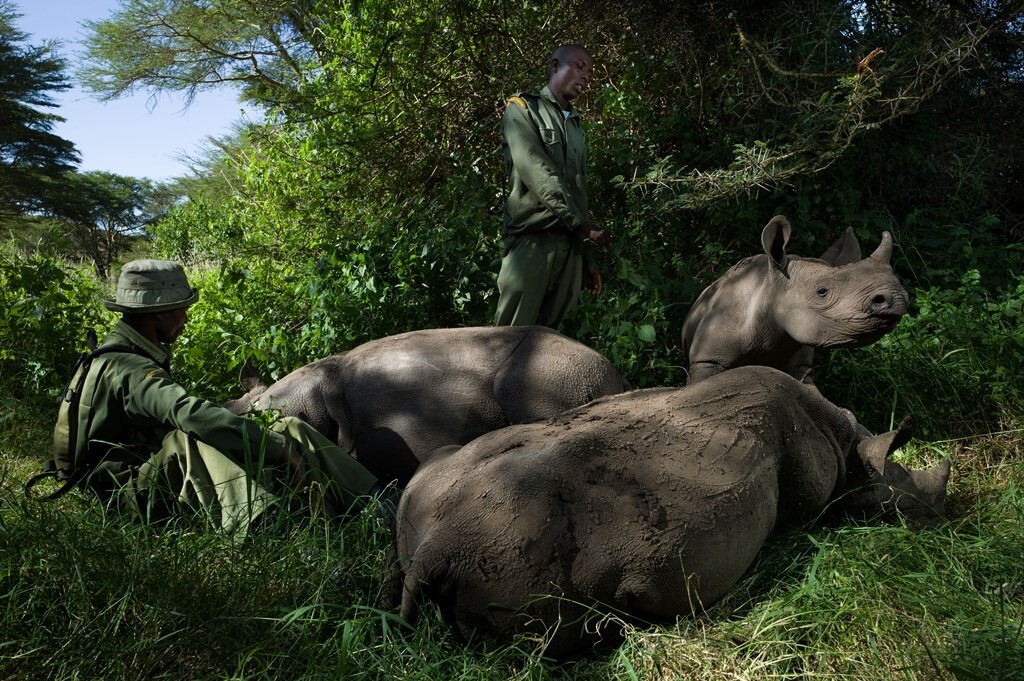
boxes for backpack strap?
[23,460,88,501]
[26,339,150,502]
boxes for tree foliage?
[0,242,112,397]
[52,171,159,278]
[79,0,330,106]
[0,0,78,220]
[76,0,1024,417]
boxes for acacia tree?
[79,0,327,107]
[0,0,78,220]
[81,0,1024,217]
[56,171,158,278]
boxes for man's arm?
[121,359,292,471]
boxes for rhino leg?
[785,346,816,384]
[685,360,728,385]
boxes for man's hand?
[583,261,603,296]
[577,224,610,247]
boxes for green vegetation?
[2,0,1023,678]
[2,398,1022,679]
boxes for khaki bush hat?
[103,259,200,313]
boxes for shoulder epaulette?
[505,92,540,109]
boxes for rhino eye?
[816,287,829,297]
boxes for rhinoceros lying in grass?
[391,366,949,655]
[682,215,908,385]
[224,326,629,485]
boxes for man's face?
[155,307,189,344]
[549,48,593,106]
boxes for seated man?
[44,259,385,536]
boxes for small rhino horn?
[819,226,862,266]
[857,416,913,477]
[869,231,894,264]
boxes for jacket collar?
[108,320,171,367]
[540,85,580,120]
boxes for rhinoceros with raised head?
[224,326,629,486]
[391,366,949,655]
[682,215,908,385]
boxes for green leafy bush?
[820,271,1024,438]
[0,245,113,398]
[157,175,499,398]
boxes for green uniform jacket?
[74,321,288,473]
[502,85,590,236]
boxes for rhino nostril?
[870,293,890,309]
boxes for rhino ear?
[819,227,862,266]
[761,215,792,271]
[238,358,269,393]
[869,231,894,264]
[856,416,913,478]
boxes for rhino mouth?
[859,322,899,343]
[872,313,904,330]
[822,314,904,347]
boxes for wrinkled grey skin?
[682,215,909,384]
[392,366,949,656]
[224,326,629,485]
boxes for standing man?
[494,43,610,329]
[40,259,387,537]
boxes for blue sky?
[14,0,254,182]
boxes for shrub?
[820,271,1024,438]
[0,245,114,398]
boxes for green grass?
[2,395,1023,680]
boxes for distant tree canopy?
[0,0,79,220]
[79,0,328,107]
[53,171,159,278]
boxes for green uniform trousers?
[494,230,583,329]
[89,416,378,537]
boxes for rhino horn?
[856,415,913,477]
[869,231,894,264]
[895,457,952,527]
[818,226,862,267]
[917,458,952,495]
[761,215,793,271]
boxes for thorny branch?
[621,19,996,210]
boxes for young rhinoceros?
[224,326,629,486]
[682,215,908,385]
[392,366,949,656]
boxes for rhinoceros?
[224,326,629,485]
[682,215,908,385]
[390,366,949,655]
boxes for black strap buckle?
[24,462,84,501]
